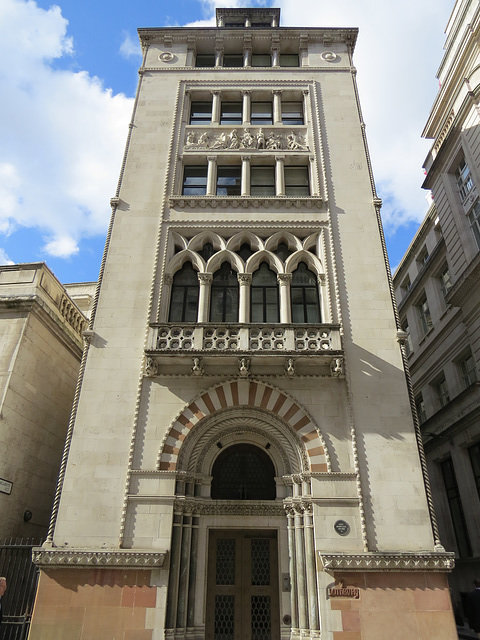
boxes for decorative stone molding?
[330,357,344,377]
[285,357,295,377]
[192,357,204,376]
[184,128,308,151]
[319,552,455,573]
[145,357,158,377]
[32,547,167,569]
[169,196,324,210]
[173,498,286,516]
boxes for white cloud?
[0,0,133,259]
[119,31,142,59]
[0,249,14,266]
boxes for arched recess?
[157,379,330,473]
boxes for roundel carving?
[157,380,329,473]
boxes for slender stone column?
[271,46,280,67]
[207,156,217,196]
[241,156,251,196]
[302,89,310,125]
[242,91,251,125]
[198,273,213,322]
[304,504,320,634]
[244,47,252,67]
[294,505,309,633]
[165,511,183,629]
[215,48,223,67]
[238,273,252,323]
[275,156,286,196]
[211,91,221,125]
[277,273,292,323]
[176,513,193,628]
[186,515,199,629]
[245,16,251,27]
[273,90,282,125]
[286,507,299,637]
[308,156,317,196]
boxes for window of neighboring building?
[460,353,477,388]
[251,54,271,67]
[291,262,321,323]
[401,275,411,299]
[455,158,474,202]
[223,54,244,67]
[417,294,433,334]
[195,54,215,67]
[441,457,472,557]
[216,166,242,196]
[417,246,429,268]
[285,166,310,196]
[415,393,426,424]
[251,262,280,323]
[169,262,199,322]
[210,262,239,322]
[251,101,273,125]
[401,319,413,356]
[468,443,480,502]
[220,101,243,124]
[435,375,450,408]
[281,102,304,125]
[251,166,275,196]
[190,101,213,125]
[182,166,208,195]
[469,201,480,249]
[439,264,452,299]
[279,54,299,67]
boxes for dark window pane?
[182,166,207,195]
[190,101,212,124]
[251,102,273,125]
[169,262,199,322]
[223,54,243,67]
[280,54,299,67]
[441,458,472,557]
[195,54,215,67]
[282,102,304,125]
[220,102,243,124]
[251,166,275,196]
[252,54,271,67]
[210,262,239,322]
[216,166,242,196]
[211,444,276,500]
[251,263,279,323]
[291,262,320,323]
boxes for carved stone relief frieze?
[185,128,309,152]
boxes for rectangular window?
[441,457,472,557]
[439,265,452,298]
[469,201,480,249]
[280,54,299,67]
[251,166,275,196]
[252,54,271,67]
[417,294,433,334]
[195,54,215,67]
[285,167,309,196]
[468,443,480,501]
[182,166,208,196]
[282,102,304,125]
[455,158,474,202]
[435,375,450,408]
[401,276,411,298]
[460,353,477,387]
[401,319,413,356]
[220,102,243,125]
[251,102,273,125]
[415,393,426,424]
[417,246,429,267]
[190,101,213,125]
[216,166,241,196]
[223,54,243,67]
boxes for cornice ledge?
[319,551,455,573]
[169,196,324,210]
[32,547,167,569]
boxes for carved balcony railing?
[146,323,343,377]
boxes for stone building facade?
[0,263,94,540]
[394,0,480,620]
[30,8,456,640]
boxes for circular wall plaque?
[159,52,175,62]
[334,519,350,536]
[321,51,337,62]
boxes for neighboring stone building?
[0,263,95,540]
[30,7,456,640]
[393,0,480,620]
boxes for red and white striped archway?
[158,379,329,472]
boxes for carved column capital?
[238,273,252,285]
[198,272,213,284]
[164,273,173,285]
[277,273,292,285]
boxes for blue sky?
[0,0,453,283]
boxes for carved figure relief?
[185,128,308,151]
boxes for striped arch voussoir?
[158,380,329,473]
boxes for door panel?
[206,530,280,640]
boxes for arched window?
[210,262,239,322]
[211,443,276,500]
[169,262,199,322]
[251,262,279,323]
[291,262,321,323]
[273,242,293,262]
[199,242,215,262]
[238,242,254,262]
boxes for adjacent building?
[393,0,480,619]
[0,263,94,540]
[29,8,456,640]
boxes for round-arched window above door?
[211,443,276,500]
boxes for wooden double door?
[206,530,280,640]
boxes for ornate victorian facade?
[30,7,456,640]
